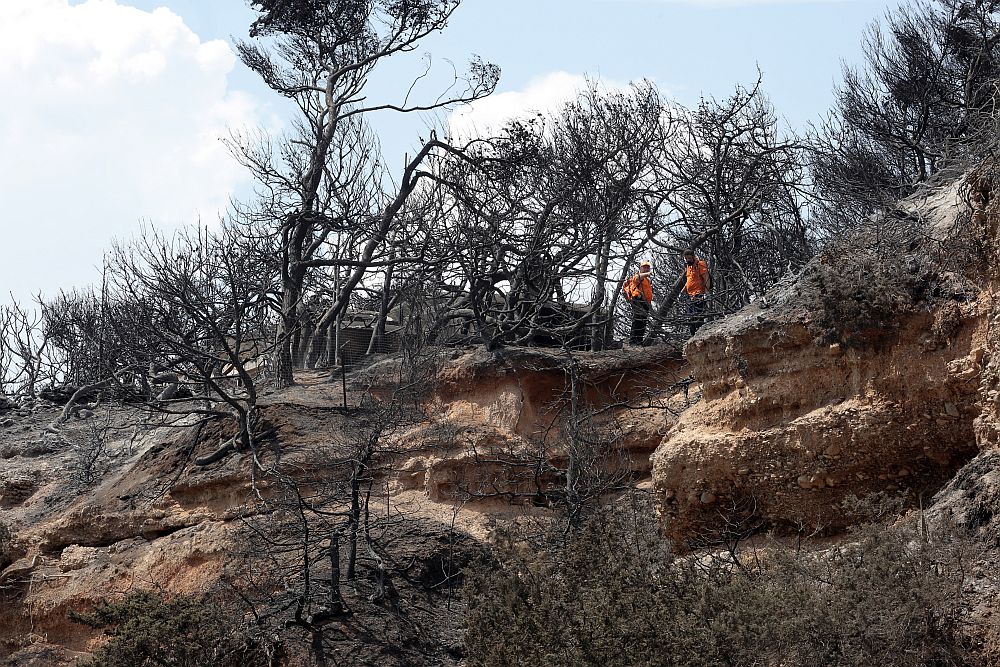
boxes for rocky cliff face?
[652,180,990,545]
[0,346,683,665]
[383,346,687,504]
[927,170,1000,546]
[654,304,985,543]
[0,405,271,665]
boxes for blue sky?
[1,0,893,303]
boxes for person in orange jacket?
[683,249,711,335]
[623,260,654,345]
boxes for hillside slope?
[0,346,683,666]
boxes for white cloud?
[0,0,267,301]
[449,71,634,140]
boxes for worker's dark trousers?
[687,294,708,336]
[629,300,650,345]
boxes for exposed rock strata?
[652,181,987,544]
[927,170,1000,542]
[653,306,984,543]
[0,346,685,664]
[383,346,689,502]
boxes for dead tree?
[230,0,499,387]
[105,223,275,464]
[426,82,675,350]
[811,0,1000,233]
[0,298,58,398]
[419,78,807,351]
[644,80,811,343]
[227,353,440,664]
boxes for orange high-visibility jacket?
[624,274,653,304]
[685,260,709,296]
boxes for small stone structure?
[338,311,401,366]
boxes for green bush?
[70,590,273,667]
[464,500,976,667]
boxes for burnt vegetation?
[464,497,980,667]
[3,0,1000,665]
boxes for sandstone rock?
[0,472,39,506]
[58,545,108,572]
[6,348,686,664]
[379,345,687,503]
[652,184,982,542]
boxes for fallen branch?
[194,436,237,467]
[45,365,137,435]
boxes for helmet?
[639,260,652,274]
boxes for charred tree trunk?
[366,251,395,355]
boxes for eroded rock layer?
[653,181,989,545]
[384,345,689,503]
[0,346,687,664]
[653,307,984,543]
